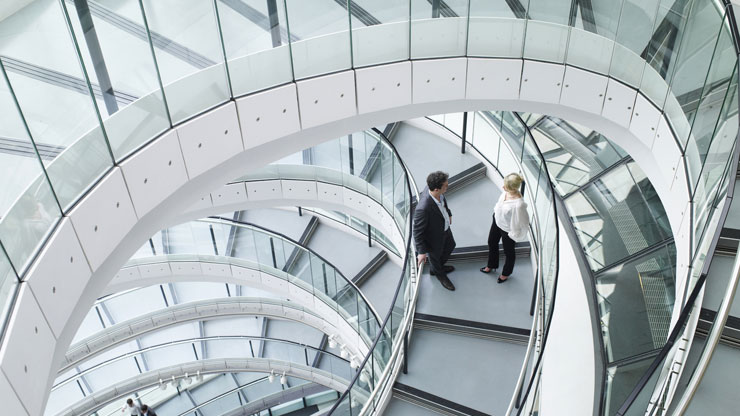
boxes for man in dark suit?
[414,171,456,291]
[140,405,157,416]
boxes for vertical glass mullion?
[137,0,173,128]
[58,0,115,164]
[212,0,234,99]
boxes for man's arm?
[413,204,430,255]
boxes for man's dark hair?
[426,171,449,191]
[126,398,133,405]
[141,405,149,412]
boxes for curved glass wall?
[124,218,382,348]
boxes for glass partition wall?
[0,1,737,415]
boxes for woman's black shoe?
[480,267,495,274]
[497,277,508,284]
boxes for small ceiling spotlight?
[170,375,178,388]
[196,370,203,382]
[340,344,349,359]
[359,370,370,385]
[159,378,166,390]
[184,373,193,385]
[328,334,338,349]
[280,371,287,386]
[349,356,359,369]
[268,369,276,383]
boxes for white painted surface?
[466,58,522,100]
[26,219,91,339]
[0,286,55,416]
[120,130,189,218]
[176,103,244,178]
[68,168,138,271]
[355,62,412,114]
[237,84,302,149]
[412,58,467,103]
[540,223,596,416]
[296,71,357,129]
[520,61,565,104]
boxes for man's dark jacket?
[413,187,452,255]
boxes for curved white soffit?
[106,261,371,357]
[61,297,354,374]
[3,57,691,415]
[55,358,351,416]
[176,181,406,257]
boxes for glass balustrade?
[50,337,352,415]
[125,218,382,349]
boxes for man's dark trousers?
[428,229,455,277]
[413,187,457,280]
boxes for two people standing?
[414,171,529,291]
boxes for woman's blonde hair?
[504,173,523,195]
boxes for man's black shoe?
[437,275,455,291]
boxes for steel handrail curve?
[202,216,383,327]
[53,335,348,391]
[62,297,325,372]
[325,127,418,414]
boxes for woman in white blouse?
[480,173,529,283]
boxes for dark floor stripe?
[415,313,530,336]
[394,382,489,416]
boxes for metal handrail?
[324,126,418,415]
[53,335,348,391]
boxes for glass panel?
[609,0,660,87]
[595,244,676,362]
[527,114,626,195]
[604,357,658,416]
[565,162,670,272]
[0,0,114,210]
[666,0,725,146]
[63,0,170,160]
[0,62,63,273]
[468,0,527,58]
[351,0,410,67]
[285,0,352,79]
[216,0,293,96]
[685,20,736,190]
[410,0,468,58]
[140,0,230,124]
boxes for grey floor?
[445,177,502,247]
[240,208,314,242]
[398,329,527,415]
[391,123,479,188]
[702,254,740,316]
[357,260,402,316]
[384,397,444,416]
[416,259,535,329]
[306,224,382,280]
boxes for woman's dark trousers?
[487,215,516,276]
